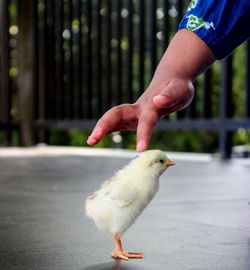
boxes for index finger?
[87,107,122,145]
[136,111,159,152]
[87,104,137,145]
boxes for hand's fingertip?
[87,137,98,145]
[153,95,172,108]
[87,126,104,145]
[136,140,147,152]
[86,139,93,145]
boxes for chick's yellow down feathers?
[85,150,175,260]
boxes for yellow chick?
[85,150,175,261]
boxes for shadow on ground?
[81,260,144,270]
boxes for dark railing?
[0,0,11,145]
[0,0,250,158]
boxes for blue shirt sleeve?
[178,0,250,60]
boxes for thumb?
[153,79,194,110]
[153,93,174,109]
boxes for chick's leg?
[111,234,143,260]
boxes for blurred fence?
[0,0,250,158]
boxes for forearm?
[136,29,216,111]
[156,29,216,81]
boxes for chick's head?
[130,150,175,178]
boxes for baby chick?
[85,150,175,261]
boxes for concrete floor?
[0,147,249,270]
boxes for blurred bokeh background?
[0,0,249,158]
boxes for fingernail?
[153,95,172,108]
[87,137,93,145]
[88,137,99,145]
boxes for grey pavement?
[0,147,249,270]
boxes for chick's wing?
[98,176,137,208]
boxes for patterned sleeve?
[178,0,250,60]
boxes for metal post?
[87,0,93,118]
[55,0,65,119]
[69,0,74,119]
[162,0,169,51]
[246,40,250,118]
[37,0,49,143]
[220,56,233,158]
[96,0,102,117]
[18,0,36,146]
[138,0,145,97]
[33,0,38,143]
[0,0,11,145]
[76,0,83,119]
[150,0,156,78]
[202,68,212,118]
[116,0,122,105]
[127,0,133,102]
[176,0,183,28]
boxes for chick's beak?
[165,159,175,167]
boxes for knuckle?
[173,78,194,104]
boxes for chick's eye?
[159,159,164,164]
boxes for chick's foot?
[124,251,144,258]
[111,249,143,260]
[112,234,144,260]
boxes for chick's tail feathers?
[85,195,96,218]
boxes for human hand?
[87,77,194,152]
[87,29,215,152]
